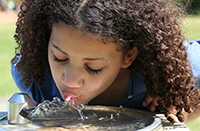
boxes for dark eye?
[53,55,69,62]
[85,65,103,75]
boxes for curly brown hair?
[13,0,200,121]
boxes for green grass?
[0,16,200,129]
[183,15,200,40]
[188,117,200,131]
[0,23,19,98]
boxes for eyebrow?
[52,43,69,56]
[51,43,105,61]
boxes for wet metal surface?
[18,97,154,130]
[22,105,155,130]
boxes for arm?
[11,54,41,103]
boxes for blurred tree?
[176,0,192,11]
[177,0,200,14]
[190,0,200,14]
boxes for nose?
[61,66,84,88]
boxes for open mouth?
[64,94,78,105]
[57,86,80,104]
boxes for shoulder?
[11,54,59,103]
[11,54,32,91]
[11,54,22,81]
[12,54,22,66]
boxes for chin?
[76,97,91,105]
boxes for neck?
[89,69,131,106]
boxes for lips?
[61,89,79,104]
[59,85,83,104]
[63,91,77,98]
[64,95,78,105]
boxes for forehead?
[50,22,123,58]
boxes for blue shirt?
[185,40,200,77]
[11,41,200,108]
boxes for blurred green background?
[0,0,200,130]
[0,23,18,97]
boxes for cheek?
[78,65,121,104]
[88,66,121,93]
[84,56,123,95]
[102,67,121,88]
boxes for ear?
[121,47,138,69]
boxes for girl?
[11,0,200,122]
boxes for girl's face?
[48,22,136,105]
